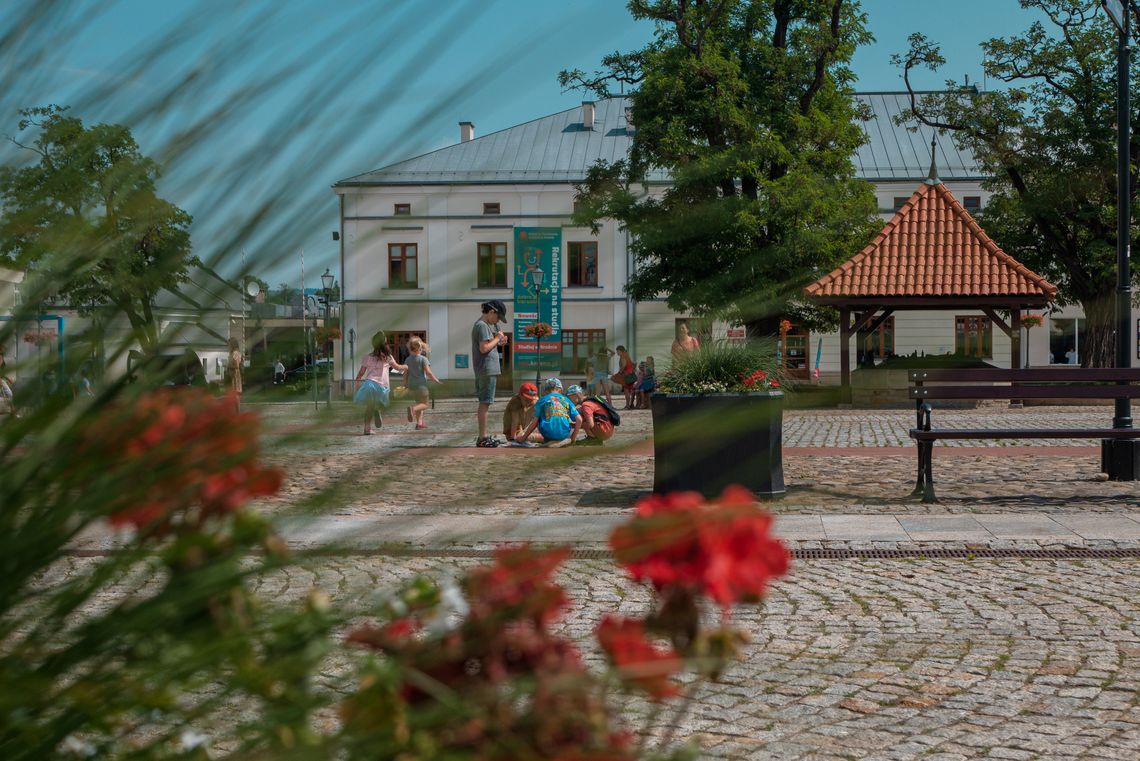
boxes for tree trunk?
[1080,296,1116,368]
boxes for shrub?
[656,340,784,394]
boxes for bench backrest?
[909,368,1140,383]
[909,367,1140,400]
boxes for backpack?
[590,395,621,426]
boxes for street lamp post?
[320,268,334,407]
[1102,1,1139,478]
[532,266,545,386]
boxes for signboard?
[512,227,562,373]
[1104,0,1128,35]
[454,353,469,369]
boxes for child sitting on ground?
[566,385,615,445]
[502,381,541,442]
[516,377,580,447]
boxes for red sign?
[513,341,562,353]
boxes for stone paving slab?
[820,515,910,541]
[1051,513,1140,540]
[973,514,1087,541]
[265,511,1140,547]
[897,516,992,542]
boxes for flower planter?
[649,391,785,498]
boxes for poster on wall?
[512,227,562,373]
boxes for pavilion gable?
[805,181,1057,302]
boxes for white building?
[0,264,242,387]
[333,94,1120,392]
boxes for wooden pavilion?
[804,155,1058,401]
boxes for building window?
[963,196,981,213]
[483,202,500,215]
[1049,317,1086,365]
[388,243,418,288]
[387,330,427,364]
[477,242,508,288]
[955,316,992,358]
[394,203,411,215]
[561,329,606,374]
[861,315,895,361]
[892,197,908,212]
[568,241,598,286]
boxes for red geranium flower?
[609,486,790,610]
[465,544,571,628]
[75,388,283,533]
[597,615,681,700]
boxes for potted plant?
[651,340,785,498]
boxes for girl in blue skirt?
[354,331,406,434]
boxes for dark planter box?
[649,391,785,498]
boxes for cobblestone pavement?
[253,402,1139,521]
[297,555,1140,761]
[68,401,1140,759]
[52,548,1140,761]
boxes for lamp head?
[320,268,334,291]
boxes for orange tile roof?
[804,182,1057,300]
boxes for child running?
[354,331,407,435]
[566,384,615,446]
[515,377,580,448]
[403,336,442,430]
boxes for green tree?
[561,0,879,336]
[272,282,299,306]
[894,1,1135,367]
[0,105,197,353]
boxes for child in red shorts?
[566,385,614,445]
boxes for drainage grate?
[64,546,1140,561]
[284,546,1140,561]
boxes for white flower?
[180,729,209,751]
[426,579,469,634]
[60,736,97,757]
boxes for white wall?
[339,175,1139,388]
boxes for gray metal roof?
[337,93,982,188]
[854,92,980,181]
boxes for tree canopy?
[895,0,1138,367]
[0,105,197,352]
[561,0,879,335]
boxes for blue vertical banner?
[512,227,562,373]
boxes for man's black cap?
[482,300,507,319]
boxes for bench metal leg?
[921,441,937,503]
[911,442,926,497]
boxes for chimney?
[582,101,595,130]
[459,121,475,143]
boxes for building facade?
[333,94,1130,391]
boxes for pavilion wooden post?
[839,307,851,404]
[1010,310,1022,371]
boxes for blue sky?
[1,0,1057,286]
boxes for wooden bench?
[908,368,1140,502]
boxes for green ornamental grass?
[656,340,785,395]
